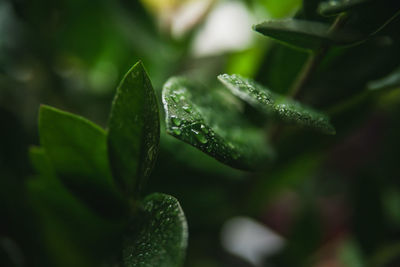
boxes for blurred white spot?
[171,0,214,38]
[221,216,284,266]
[192,1,254,57]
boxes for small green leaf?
[318,0,373,16]
[39,105,123,216]
[367,67,400,91]
[218,74,336,135]
[162,77,271,171]
[253,19,363,51]
[122,193,188,267]
[107,61,160,197]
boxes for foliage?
[1,0,400,266]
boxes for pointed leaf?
[39,105,123,216]
[253,19,363,51]
[162,77,272,171]
[318,0,373,16]
[107,61,160,197]
[218,74,336,134]
[122,193,188,267]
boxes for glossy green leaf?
[122,193,187,267]
[162,77,272,171]
[218,74,335,134]
[38,105,123,216]
[253,19,363,50]
[28,147,125,267]
[318,0,373,16]
[107,61,160,197]
[367,67,400,91]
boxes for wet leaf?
[107,61,160,197]
[218,74,336,134]
[318,0,373,16]
[162,77,271,171]
[122,193,188,267]
[253,19,363,51]
[38,105,123,217]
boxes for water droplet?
[200,124,209,134]
[172,127,181,135]
[191,129,208,144]
[182,105,192,113]
[171,94,179,103]
[171,116,181,126]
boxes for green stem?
[269,14,348,141]
[287,13,348,99]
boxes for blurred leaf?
[259,0,302,18]
[338,238,365,267]
[38,105,123,217]
[122,193,187,267]
[318,0,373,16]
[367,66,400,91]
[107,61,160,197]
[162,77,271,171]
[28,147,125,267]
[218,74,335,134]
[253,19,363,51]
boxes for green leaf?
[367,66,400,91]
[122,193,188,267]
[162,77,272,171]
[253,19,363,51]
[107,61,160,197]
[28,147,125,267]
[218,74,336,134]
[38,105,123,217]
[318,0,373,16]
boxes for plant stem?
[269,14,348,141]
[287,13,348,99]
[288,46,328,98]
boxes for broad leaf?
[162,77,271,171]
[28,147,125,267]
[38,105,123,217]
[318,0,373,16]
[218,74,335,134]
[122,193,187,267]
[107,61,160,197]
[253,19,363,51]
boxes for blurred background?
[1,0,400,266]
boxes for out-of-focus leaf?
[318,0,373,16]
[122,193,188,267]
[28,147,125,267]
[218,74,335,134]
[367,66,400,91]
[258,0,302,18]
[338,239,364,267]
[162,77,271,171]
[253,19,363,51]
[107,61,160,197]
[38,105,123,217]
